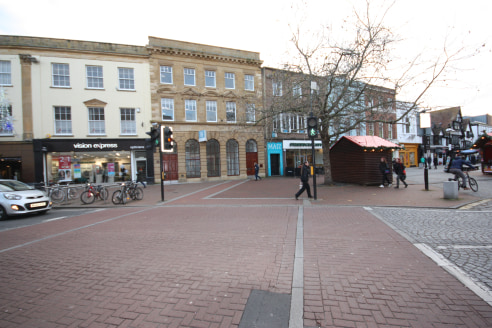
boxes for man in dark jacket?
[392,158,408,188]
[448,155,476,189]
[295,161,313,200]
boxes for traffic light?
[307,116,318,139]
[162,126,174,152]
[146,126,160,151]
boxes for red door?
[162,153,178,181]
[246,152,258,176]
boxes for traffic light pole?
[311,136,317,200]
[159,124,165,201]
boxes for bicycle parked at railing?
[80,183,109,204]
[35,182,65,204]
[112,181,144,205]
[447,167,479,192]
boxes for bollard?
[443,181,458,199]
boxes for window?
[0,104,13,135]
[54,106,72,135]
[246,139,257,152]
[206,139,220,177]
[118,67,135,90]
[184,68,195,86]
[225,72,235,89]
[160,66,173,84]
[244,74,254,91]
[405,117,411,133]
[367,123,374,136]
[226,102,236,123]
[379,123,384,138]
[206,100,217,122]
[272,81,282,96]
[293,84,302,97]
[185,99,197,121]
[161,98,174,121]
[86,66,103,89]
[185,139,201,178]
[0,61,11,86]
[226,139,239,176]
[120,108,136,135]
[205,70,216,88]
[88,107,105,135]
[52,63,70,87]
[388,123,393,139]
[246,103,255,123]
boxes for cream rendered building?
[0,36,152,184]
[147,37,265,183]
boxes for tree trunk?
[322,139,333,185]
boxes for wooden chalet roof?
[331,136,402,150]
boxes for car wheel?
[0,206,8,220]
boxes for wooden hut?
[471,132,492,174]
[330,136,403,185]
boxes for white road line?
[415,243,492,307]
[289,206,304,328]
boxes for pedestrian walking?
[254,162,261,181]
[295,161,313,200]
[433,156,438,169]
[379,157,392,188]
[393,158,408,188]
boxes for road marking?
[415,243,492,307]
[0,208,148,254]
[437,245,492,249]
[289,206,304,328]
[44,216,67,222]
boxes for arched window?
[206,139,220,177]
[246,139,257,152]
[185,139,200,178]
[226,139,239,176]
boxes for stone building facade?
[147,37,264,183]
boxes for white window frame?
[226,101,236,123]
[118,67,135,90]
[185,99,197,122]
[86,65,103,89]
[225,72,235,89]
[184,68,196,86]
[120,108,136,135]
[52,63,70,88]
[161,98,174,121]
[160,66,173,84]
[0,104,13,136]
[246,103,255,123]
[272,81,282,96]
[54,106,72,135]
[88,107,105,135]
[0,61,12,86]
[205,70,216,88]
[206,100,217,122]
[293,84,302,97]
[244,74,254,91]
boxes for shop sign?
[283,140,322,150]
[73,142,119,150]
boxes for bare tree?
[262,1,462,184]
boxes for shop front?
[283,139,323,176]
[33,139,149,185]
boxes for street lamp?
[420,111,431,191]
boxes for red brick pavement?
[1,177,491,327]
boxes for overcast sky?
[0,0,490,116]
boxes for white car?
[0,179,52,220]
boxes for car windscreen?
[0,181,33,191]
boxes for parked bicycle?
[448,167,479,192]
[80,183,109,204]
[112,181,143,205]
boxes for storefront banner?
[59,156,71,169]
[74,164,81,179]
[283,140,322,150]
[107,163,115,177]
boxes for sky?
[0,0,490,117]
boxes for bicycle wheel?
[51,188,65,203]
[112,190,123,205]
[469,177,478,192]
[134,187,144,200]
[98,187,109,200]
[80,190,95,204]
[67,187,78,200]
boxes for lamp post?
[309,81,318,200]
[420,111,431,191]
